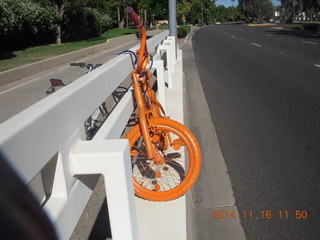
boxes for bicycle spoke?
[126,118,201,200]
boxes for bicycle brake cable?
[118,50,138,65]
[142,89,150,108]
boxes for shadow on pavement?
[267,27,320,40]
[88,198,112,240]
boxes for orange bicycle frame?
[127,7,158,159]
[125,8,202,201]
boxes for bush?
[303,23,320,32]
[0,0,58,50]
[177,28,187,38]
[177,25,191,38]
[62,6,112,42]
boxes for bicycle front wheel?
[125,118,202,201]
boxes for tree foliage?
[280,0,320,20]
[33,0,114,43]
[177,0,245,25]
[109,0,168,28]
[0,0,57,50]
[61,5,113,41]
[238,0,274,22]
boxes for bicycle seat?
[50,79,65,87]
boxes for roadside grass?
[0,28,139,72]
[284,23,320,32]
[178,25,191,34]
[158,25,169,30]
[283,25,304,31]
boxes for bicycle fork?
[131,72,156,160]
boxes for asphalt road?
[192,24,320,239]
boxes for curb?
[182,27,246,240]
[0,30,161,87]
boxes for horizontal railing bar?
[0,30,169,184]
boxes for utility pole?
[169,0,177,38]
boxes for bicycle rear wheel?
[125,117,202,201]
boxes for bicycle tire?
[125,118,202,201]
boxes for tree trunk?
[117,6,122,28]
[144,9,147,27]
[126,11,129,27]
[120,18,125,28]
[56,25,62,44]
[53,2,64,44]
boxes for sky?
[215,0,281,7]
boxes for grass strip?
[0,28,139,72]
[283,25,304,31]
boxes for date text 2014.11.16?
[212,210,308,220]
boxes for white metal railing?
[0,30,177,240]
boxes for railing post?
[153,59,167,112]
[159,44,173,88]
[166,36,177,61]
[163,39,175,72]
[70,140,139,240]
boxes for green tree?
[177,0,192,21]
[280,0,320,20]
[216,5,228,21]
[34,0,109,44]
[33,0,67,44]
[0,0,57,49]
[239,0,274,22]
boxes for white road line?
[0,71,56,95]
[301,41,318,45]
[315,64,320,68]
[223,32,226,34]
[232,35,236,38]
[266,34,273,36]
[251,43,262,47]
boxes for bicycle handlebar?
[70,62,81,67]
[70,62,86,68]
[70,62,101,71]
[127,7,147,73]
[127,7,143,28]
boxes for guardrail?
[0,30,177,240]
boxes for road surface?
[192,24,320,239]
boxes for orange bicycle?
[125,7,202,201]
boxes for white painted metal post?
[153,60,167,111]
[163,40,175,72]
[70,140,139,240]
[167,36,177,61]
